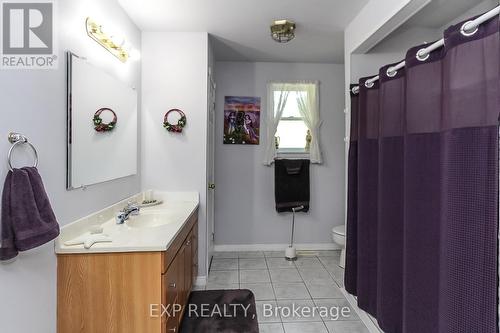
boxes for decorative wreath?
[93,108,117,132]
[163,109,187,133]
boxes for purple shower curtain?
[377,63,405,333]
[345,85,359,296]
[437,17,498,333]
[345,12,499,333]
[402,41,444,333]
[356,76,380,317]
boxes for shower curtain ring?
[416,49,430,62]
[386,68,397,77]
[460,21,479,37]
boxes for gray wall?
[0,1,141,332]
[141,32,209,275]
[214,62,345,246]
[350,26,441,81]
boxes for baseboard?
[213,243,340,252]
[341,288,383,333]
[194,276,207,287]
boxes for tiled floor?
[201,250,370,333]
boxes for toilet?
[332,225,346,268]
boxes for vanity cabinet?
[57,209,198,333]
[162,217,198,333]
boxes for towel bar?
[7,132,38,171]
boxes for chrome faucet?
[116,201,140,224]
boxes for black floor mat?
[180,289,259,333]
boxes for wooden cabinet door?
[165,316,178,333]
[162,253,181,333]
[58,252,163,333]
[176,244,187,307]
[192,225,198,284]
[184,231,193,298]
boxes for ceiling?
[406,0,496,28]
[117,0,370,63]
[370,0,495,53]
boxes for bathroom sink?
[126,212,174,228]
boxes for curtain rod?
[351,5,500,95]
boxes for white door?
[206,67,216,272]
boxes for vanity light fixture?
[270,19,296,43]
[86,17,132,62]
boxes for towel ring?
[7,132,38,171]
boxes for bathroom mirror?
[66,52,138,189]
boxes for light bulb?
[110,35,125,46]
[122,41,132,52]
[129,49,141,60]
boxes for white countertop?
[55,191,199,254]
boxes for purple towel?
[0,167,59,260]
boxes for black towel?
[0,167,59,261]
[274,159,310,213]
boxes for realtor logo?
[1,0,57,69]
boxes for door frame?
[206,66,216,274]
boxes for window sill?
[277,149,310,159]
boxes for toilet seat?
[332,225,345,236]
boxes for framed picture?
[223,96,260,145]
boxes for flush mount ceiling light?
[86,17,132,62]
[270,20,296,43]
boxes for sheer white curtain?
[296,82,322,163]
[263,83,290,165]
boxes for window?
[274,90,309,152]
[263,82,322,165]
